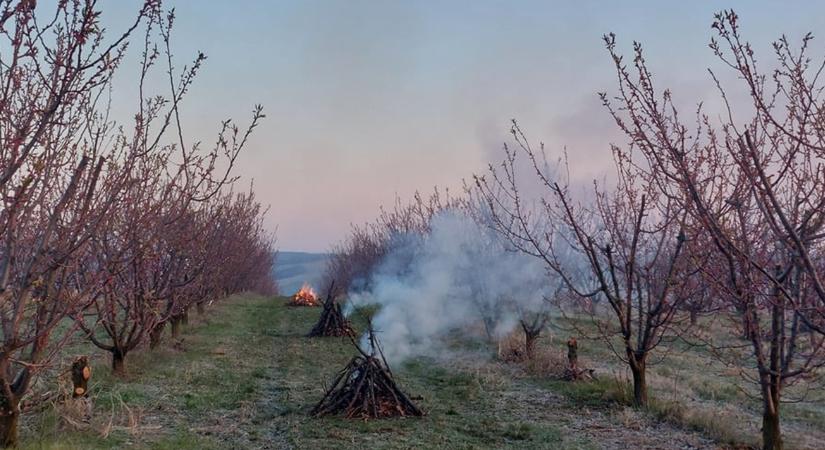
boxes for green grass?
[20,294,825,449]
[538,377,631,409]
[17,295,595,449]
[267,298,592,449]
[20,294,284,449]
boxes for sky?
[99,1,825,252]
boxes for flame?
[290,282,319,306]
[297,282,317,299]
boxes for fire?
[289,282,320,306]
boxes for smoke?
[347,211,553,363]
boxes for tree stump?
[65,356,93,426]
[562,337,594,381]
[71,356,91,398]
[567,337,578,372]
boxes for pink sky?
[102,1,825,251]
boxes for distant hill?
[274,251,331,295]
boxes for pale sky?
[101,1,825,252]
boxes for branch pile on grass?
[307,282,355,337]
[312,322,423,419]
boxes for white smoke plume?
[347,211,554,363]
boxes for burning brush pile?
[289,283,321,307]
[312,323,424,419]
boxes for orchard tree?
[68,3,264,375]
[600,11,825,449]
[0,0,273,444]
[0,1,164,445]
[473,124,703,407]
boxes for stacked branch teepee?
[307,282,355,337]
[312,320,424,419]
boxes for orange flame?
[291,282,319,306]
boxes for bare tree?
[0,1,163,445]
[599,11,825,449]
[473,124,701,407]
[64,3,264,375]
[0,0,273,444]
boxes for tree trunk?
[170,317,181,339]
[112,348,126,376]
[524,329,540,358]
[482,316,495,342]
[629,354,648,407]
[181,309,189,326]
[761,275,783,450]
[149,323,165,349]
[762,406,782,450]
[741,313,752,339]
[0,409,19,448]
[567,337,578,371]
[196,302,205,315]
[689,308,698,326]
[740,304,757,340]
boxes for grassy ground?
[269,300,591,449]
[21,294,284,449]
[549,312,825,450]
[16,294,822,449]
[18,294,605,449]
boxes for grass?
[539,376,631,409]
[16,294,825,449]
[20,294,285,449]
[17,295,595,449]
[540,314,825,449]
[265,298,593,449]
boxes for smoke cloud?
[347,211,553,363]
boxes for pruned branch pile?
[307,282,355,337]
[312,322,423,419]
